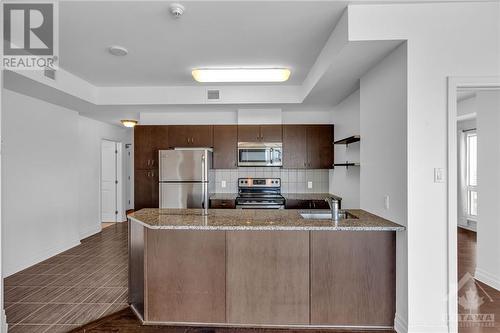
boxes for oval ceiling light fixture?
[121,119,138,128]
[108,45,128,56]
[191,68,291,83]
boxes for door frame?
[100,139,124,226]
[447,76,500,333]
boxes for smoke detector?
[169,3,185,18]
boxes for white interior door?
[101,140,117,222]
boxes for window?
[466,132,477,218]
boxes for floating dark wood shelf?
[334,135,360,145]
[333,162,360,169]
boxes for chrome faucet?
[325,197,340,221]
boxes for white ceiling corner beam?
[95,85,303,105]
[300,7,350,101]
[11,67,98,104]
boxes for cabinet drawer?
[210,199,236,209]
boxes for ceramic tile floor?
[4,223,128,333]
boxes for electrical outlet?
[434,168,445,183]
[384,195,390,210]
[221,180,226,188]
[307,181,313,189]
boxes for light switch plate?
[307,181,313,189]
[221,180,226,188]
[434,168,445,183]
[384,195,390,210]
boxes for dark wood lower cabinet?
[129,225,396,328]
[145,230,226,323]
[209,199,236,209]
[284,199,332,210]
[226,231,309,325]
[310,231,396,326]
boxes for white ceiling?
[59,1,347,86]
[6,1,408,125]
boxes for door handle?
[201,154,208,215]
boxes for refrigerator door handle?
[201,154,208,215]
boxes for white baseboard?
[394,312,408,333]
[407,324,449,333]
[79,224,102,239]
[1,309,7,333]
[458,224,476,232]
[475,268,500,291]
[4,237,80,277]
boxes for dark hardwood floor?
[70,307,395,333]
[5,222,499,332]
[4,223,128,332]
[457,228,500,333]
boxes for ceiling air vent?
[206,89,220,102]
[44,67,56,80]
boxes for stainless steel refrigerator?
[159,148,213,211]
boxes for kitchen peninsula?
[128,208,404,329]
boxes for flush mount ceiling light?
[108,45,128,56]
[191,68,291,83]
[121,119,138,128]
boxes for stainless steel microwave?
[237,142,283,167]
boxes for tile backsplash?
[214,167,329,193]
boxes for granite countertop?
[128,208,404,231]
[210,193,342,201]
[282,193,342,201]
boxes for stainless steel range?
[235,178,285,209]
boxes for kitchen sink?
[299,210,358,220]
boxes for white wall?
[1,88,132,276]
[2,89,81,276]
[78,116,131,238]
[457,95,477,118]
[349,2,500,332]
[360,43,407,331]
[139,109,333,125]
[475,90,500,291]
[329,89,360,208]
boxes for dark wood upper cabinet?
[134,126,154,170]
[151,126,169,151]
[260,125,282,142]
[307,125,333,169]
[283,125,307,169]
[213,125,238,169]
[168,125,213,148]
[282,125,333,169]
[237,125,261,142]
[237,125,282,142]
